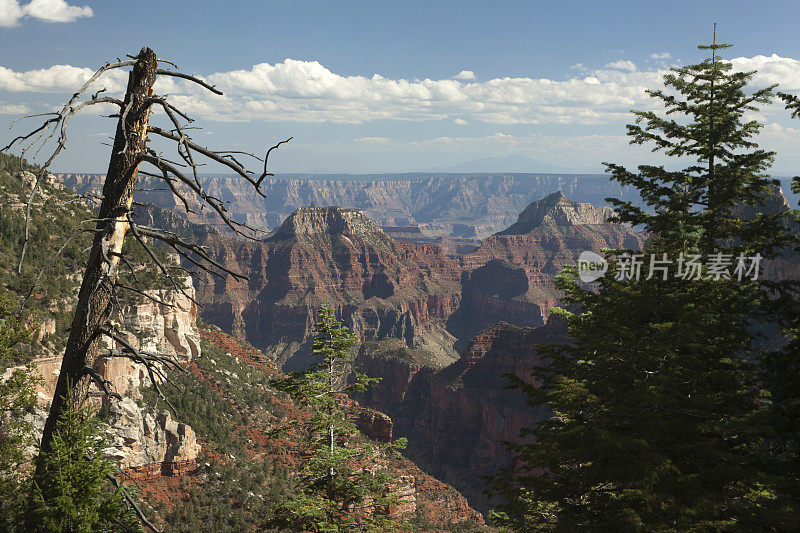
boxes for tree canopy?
[489,32,800,532]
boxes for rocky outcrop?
[497,190,615,234]
[449,192,645,341]
[31,275,201,401]
[120,274,201,362]
[103,397,200,472]
[353,408,393,442]
[27,276,202,472]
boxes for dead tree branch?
[82,365,122,400]
[3,56,133,273]
[106,473,163,533]
[155,69,222,94]
[99,326,179,415]
[258,137,293,185]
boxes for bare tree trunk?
[37,48,157,457]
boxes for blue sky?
[2,0,800,174]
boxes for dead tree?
[3,47,289,527]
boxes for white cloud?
[23,0,92,22]
[758,122,800,145]
[190,59,664,124]
[0,0,92,26]
[650,52,672,60]
[729,54,800,91]
[0,103,29,114]
[454,118,468,125]
[0,0,24,27]
[604,60,637,72]
[4,54,800,127]
[0,64,126,92]
[454,70,476,80]
[355,136,394,144]
[0,58,667,124]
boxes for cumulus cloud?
[3,54,800,127]
[454,70,476,80]
[729,54,800,91]
[0,64,127,92]
[650,52,672,60]
[191,58,663,124]
[0,103,29,114]
[0,0,24,27]
[0,0,93,26]
[604,60,637,72]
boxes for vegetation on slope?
[139,325,485,532]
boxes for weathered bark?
[37,48,157,456]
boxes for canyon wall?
[356,319,569,511]
[195,206,464,369]
[58,173,646,238]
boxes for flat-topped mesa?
[496,190,615,235]
[272,206,388,241]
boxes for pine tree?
[760,89,800,522]
[777,91,800,200]
[489,29,800,531]
[25,398,143,533]
[0,292,38,529]
[263,305,407,532]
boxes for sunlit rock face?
[103,397,200,471]
[22,275,202,471]
[120,274,201,362]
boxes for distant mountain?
[58,173,642,239]
[427,154,580,173]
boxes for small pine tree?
[263,305,407,532]
[489,30,800,531]
[25,397,143,533]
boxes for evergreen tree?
[0,292,38,529]
[263,305,407,533]
[489,30,800,531]
[760,89,800,522]
[25,397,143,533]
[777,91,800,199]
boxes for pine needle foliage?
[25,398,142,533]
[263,305,408,532]
[489,30,800,532]
[0,292,38,528]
